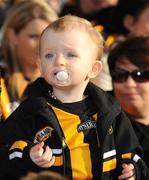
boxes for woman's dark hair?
[113,0,149,35]
[108,35,149,74]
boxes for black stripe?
[83,125,100,179]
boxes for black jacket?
[130,119,149,168]
[0,78,148,180]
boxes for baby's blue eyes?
[67,53,76,57]
[45,53,54,59]
[45,53,77,59]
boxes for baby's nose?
[55,54,66,66]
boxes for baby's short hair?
[40,15,104,60]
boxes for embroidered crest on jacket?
[77,119,96,132]
[34,126,54,143]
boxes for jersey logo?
[34,126,54,143]
[77,119,96,132]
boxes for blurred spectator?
[0,0,8,29]
[0,0,9,44]
[108,35,149,167]
[45,0,67,15]
[21,171,68,180]
[92,0,149,92]
[60,0,119,28]
[60,0,119,16]
[113,0,149,36]
[0,0,58,120]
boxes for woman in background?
[92,0,149,92]
[0,0,58,119]
[113,0,149,36]
[108,35,149,168]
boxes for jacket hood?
[86,81,121,115]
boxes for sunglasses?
[111,68,149,83]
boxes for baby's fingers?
[30,142,44,159]
[38,156,55,168]
[118,172,135,180]
[31,142,44,152]
[42,146,53,162]
[35,146,55,167]
[118,164,135,180]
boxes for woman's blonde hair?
[1,0,58,98]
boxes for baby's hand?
[118,163,135,180]
[30,141,55,168]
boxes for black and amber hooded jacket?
[0,78,148,180]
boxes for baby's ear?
[88,61,103,79]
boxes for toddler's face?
[39,28,101,89]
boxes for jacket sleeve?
[0,102,46,179]
[114,111,149,180]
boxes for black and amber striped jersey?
[1,74,30,120]
[0,78,148,180]
[47,96,100,179]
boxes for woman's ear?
[6,28,18,45]
[88,61,103,79]
[123,15,135,32]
